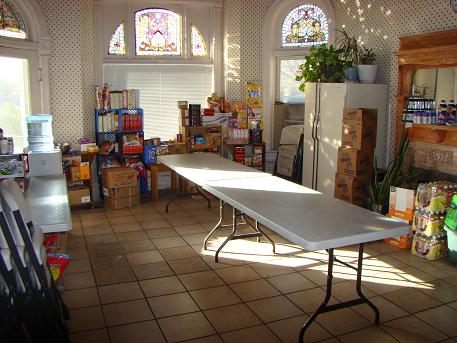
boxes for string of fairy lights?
[338,0,393,44]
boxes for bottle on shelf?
[438,100,447,125]
[447,100,456,126]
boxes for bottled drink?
[447,100,456,126]
[438,100,447,125]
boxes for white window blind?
[277,59,305,104]
[103,64,214,140]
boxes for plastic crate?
[144,144,157,164]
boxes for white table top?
[24,175,72,233]
[203,176,410,251]
[158,154,268,186]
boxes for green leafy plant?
[368,133,419,213]
[295,44,346,92]
[336,29,360,67]
[359,47,376,65]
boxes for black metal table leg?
[254,221,276,253]
[298,243,379,343]
[204,200,224,250]
[215,206,237,262]
[165,188,180,213]
[196,187,212,208]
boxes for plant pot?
[345,67,358,81]
[357,64,378,84]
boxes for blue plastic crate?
[144,144,157,164]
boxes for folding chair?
[0,181,69,342]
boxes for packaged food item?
[411,233,447,260]
[412,209,445,236]
[47,254,71,281]
[415,183,447,213]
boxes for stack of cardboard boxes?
[334,108,377,206]
[102,167,140,210]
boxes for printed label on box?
[81,195,91,203]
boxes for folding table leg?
[215,206,237,262]
[298,244,379,343]
[204,200,224,250]
[254,221,276,253]
[196,187,211,208]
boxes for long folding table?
[158,154,409,342]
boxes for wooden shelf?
[408,124,457,146]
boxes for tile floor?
[65,196,457,343]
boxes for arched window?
[191,25,207,57]
[108,22,126,55]
[0,0,26,39]
[281,4,328,48]
[135,8,181,56]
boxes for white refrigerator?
[302,83,387,197]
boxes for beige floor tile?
[215,265,261,284]
[286,287,339,314]
[82,218,109,228]
[63,287,100,309]
[174,223,208,235]
[190,285,241,310]
[67,236,86,248]
[148,292,200,318]
[70,329,110,343]
[134,213,164,222]
[67,247,89,260]
[162,210,191,219]
[93,266,136,286]
[182,232,209,245]
[167,216,197,227]
[220,325,280,343]
[249,262,295,278]
[204,303,261,333]
[103,299,154,326]
[126,250,164,266]
[119,239,156,253]
[88,243,123,257]
[247,295,302,323]
[325,280,376,302]
[193,214,219,224]
[267,315,332,343]
[338,326,398,342]
[108,215,138,225]
[104,208,132,218]
[178,270,225,291]
[362,272,415,294]
[140,275,186,297]
[82,226,113,236]
[91,255,129,270]
[266,272,316,294]
[168,257,210,274]
[141,219,172,230]
[98,281,144,304]
[158,312,215,342]
[64,272,96,290]
[145,228,179,239]
[66,259,92,274]
[315,308,371,336]
[108,320,166,343]
[152,236,188,249]
[112,222,143,233]
[399,265,437,283]
[85,234,118,246]
[448,300,457,310]
[79,211,107,221]
[67,306,105,333]
[416,305,457,337]
[381,315,448,342]
[115,230,149,242]
[230,278,280,302]
[160,246,199,261]
[181,335,223,343]
[353,296,408,323]
[417,279,457,303]
[383,287,441,313]
[132,262,174,280]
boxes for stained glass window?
[135,8,181,56]
[281,4,328,48]
[191,25,207,57]
[108,22,126,55]
[0,0,26,39]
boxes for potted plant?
[336,30,360,81]
[357,47,377,84]
[368,133,418,214]
[295,44,346,91]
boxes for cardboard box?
[334,173,369,199]
[334,189,364,206]
[68,187,91,206]
[103,185,138,199]
[102,167,138,188]
[69,166,80,182]
[79,162,90,180]
[343,108,377,124]
[389,187,415,221]
[167,143,187,155]
[104,193,140,210]
[337,148,373,177]
[341,120,377,150]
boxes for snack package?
[47,254,71,281]
[413,209,445,236]
[411,233,447,260]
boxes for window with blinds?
[103,64,214,140]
